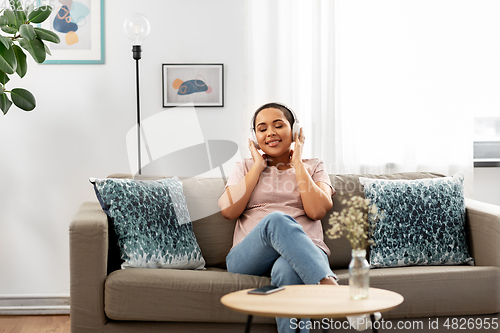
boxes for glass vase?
[349,249,370,300]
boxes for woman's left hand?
[290,127,305,167]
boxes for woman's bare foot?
[319,276,339,285]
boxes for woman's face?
[254,107,293,157]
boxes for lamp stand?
[133,45,142,175]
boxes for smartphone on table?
[247,285,285,295]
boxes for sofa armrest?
[465,198,500,268]
[69,202,109,332]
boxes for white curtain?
[244,0,340,164]
[244,0,474,196]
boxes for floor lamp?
[123,14,151,175]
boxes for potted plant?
[326,195,382,299]
[0,0,59,115]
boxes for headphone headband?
[251,102,298,131]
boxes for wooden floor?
[0,315,70,333]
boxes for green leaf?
[0,92,12,114]
[11,88,35,111]
[15,9,26,22]
[19,24,36,41]
[43,42,51,56]
[28,5,52,24]
[10,0,26,22]
[1,26,17,34]
[12,45,26,78]
[3,9,18,26]
[10,0,23,11]
[14,6,26,24]
[19,37,45,63]
[0,16,8,26]
[0,41,17,74]
[0,71,10,85]
[34,27,60,44]
[0,35,10,49]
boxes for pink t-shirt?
[225,158,335,256]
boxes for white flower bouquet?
[326,195,382,250]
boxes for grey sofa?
[70,172,500,333]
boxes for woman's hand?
[219,140,267,219]
[248,139,267,172]
[292,127,333,220]
[290,127,305,168]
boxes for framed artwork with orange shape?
[162,64,224,107]
[38,0,105,64]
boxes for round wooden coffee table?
[221,285,404,333]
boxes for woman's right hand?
[219,140,267,219]
[248,139,267,172]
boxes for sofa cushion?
[91,177,205,269]
[323,172,446,269]
[104,265,500,322]
[108,174,237,269]
[333,266,500,318]
[181,177,236,269]
[359,174,474,267]
[104,268,274,323]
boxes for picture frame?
[162,64,224,107]
[38,0,105,64]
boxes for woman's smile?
[267,138,281,147]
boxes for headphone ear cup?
[251,131,260,149]
[292,122,300,141]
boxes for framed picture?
[38,0,105,64]
[162,64,224,107]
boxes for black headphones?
[250,102,300,149]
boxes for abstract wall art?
[38,0,104,64]
[162,64,224,107]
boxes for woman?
[218,103,337,333]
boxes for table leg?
[245,315,253,333]
[370,314,378,333]
[296,319,301,333]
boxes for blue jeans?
[226,211,336,333]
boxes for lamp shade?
[123,13,151,45]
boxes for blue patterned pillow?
[359,173,473,268]
[90,177,205,270]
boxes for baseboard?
[0,295,70,315]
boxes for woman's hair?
[251,102,296,131]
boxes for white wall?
[474,168,500,206]
[0,0,246,295]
